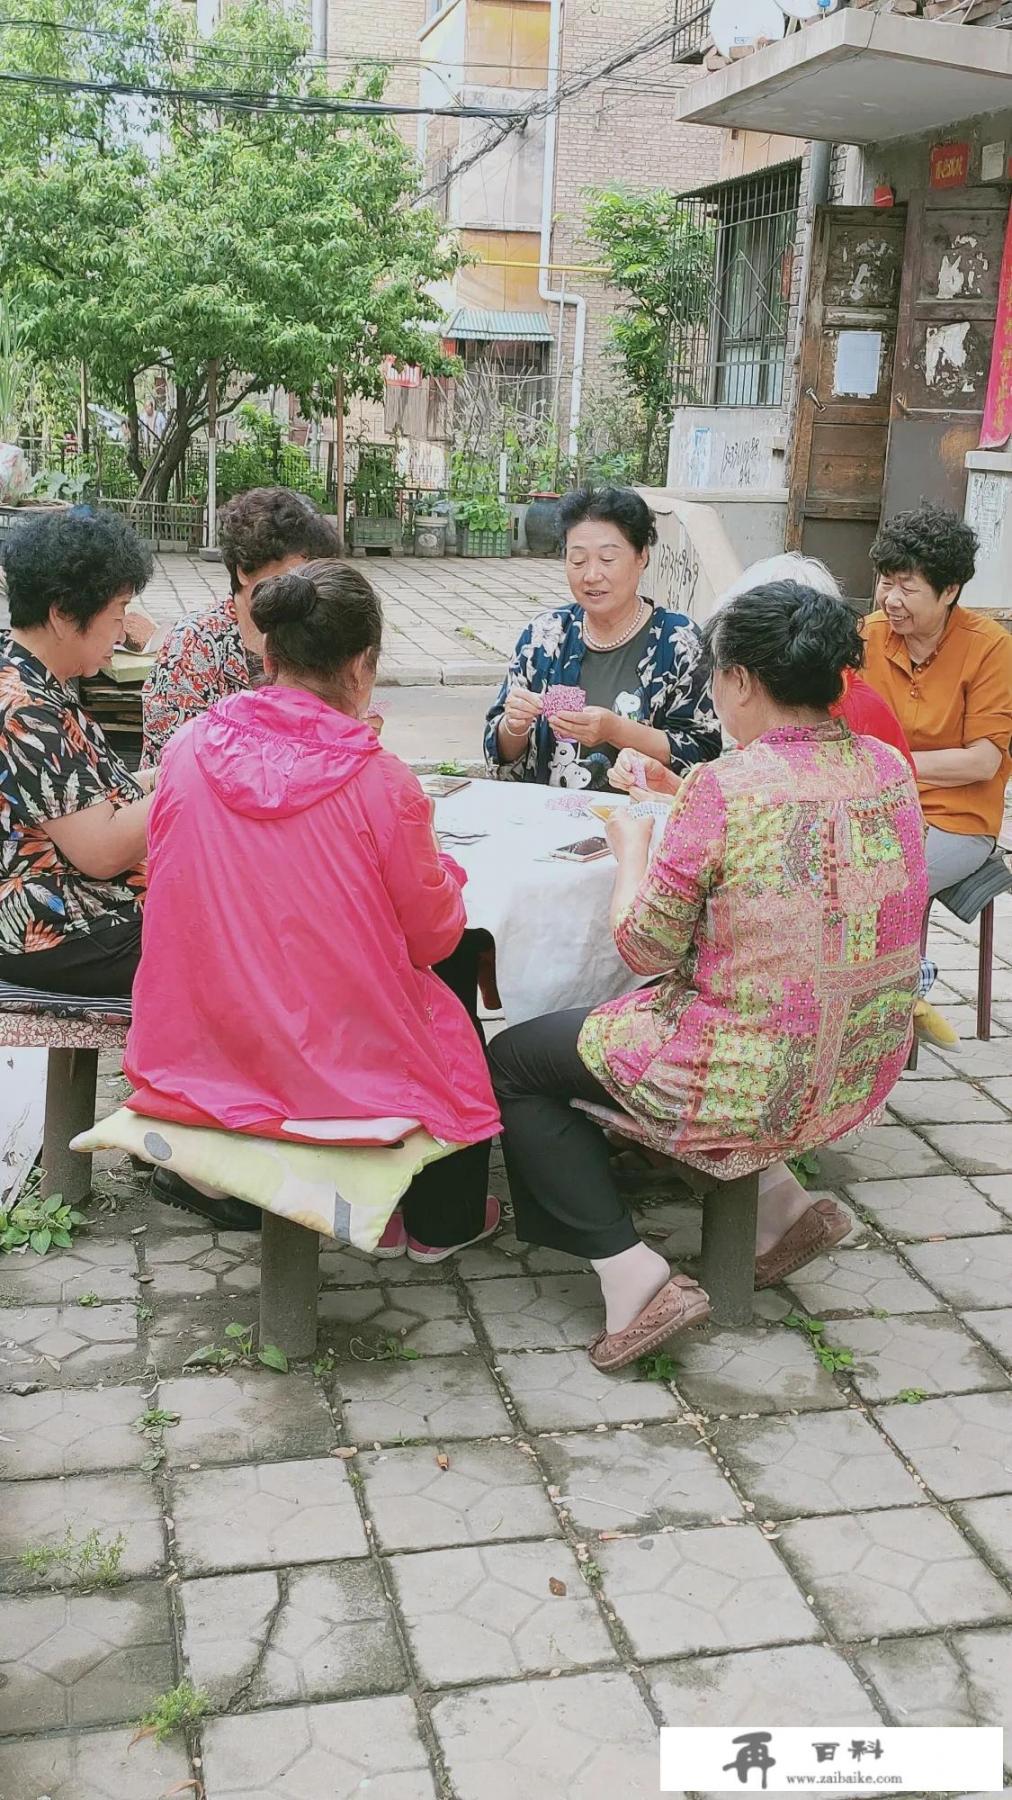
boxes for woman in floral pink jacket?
[490,581,927,1372]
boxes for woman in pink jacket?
[125,560,501,1252]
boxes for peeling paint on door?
[936,235,989,300]
[924,321,972,396]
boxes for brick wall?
[326,0,425,149]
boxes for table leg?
[259,1210,320,1360]
[42,1048,99,1206]
[699,1173,758,1327]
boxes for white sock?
[591,1242,671,1334]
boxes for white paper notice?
[833,329,882,398]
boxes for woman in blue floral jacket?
[484,488,721,790]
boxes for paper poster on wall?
[833,330,882,398]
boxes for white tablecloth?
[434,780,641,1026]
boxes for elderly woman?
[484,486,721,791]
[864,505,1012,897]
[489,582,927,1371]
[0,510,155,994]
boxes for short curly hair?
[217,487,341,590]
[702,580,863,711]
[558,486,658,556]
[2,508,153,631]
[870,503,977,600]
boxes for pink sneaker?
[375,1209,408,1258]
[406,1196,501,1265]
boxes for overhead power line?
[0,67,526,118]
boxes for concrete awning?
[675,11,1012,145]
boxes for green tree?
[585,187,713,481]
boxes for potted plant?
[349,444,402,554]
[453,495,511,559]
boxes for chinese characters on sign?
[929,143,970,189]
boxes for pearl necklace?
[582,600,647,653]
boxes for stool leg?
[977,901,994,1042]
[699,1172,758,1327]
[259,1210,320,1361]
[41,1048,99,1206]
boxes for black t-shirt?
[546,617,653,791]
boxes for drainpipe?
[540,0,586,462]
[311,0,327,59]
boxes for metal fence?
[667,160,802,411]
[671,0,710,62]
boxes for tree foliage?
[0,0,460,495]
[585,187,713,480]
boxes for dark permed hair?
[251,558,382,679]
[217,487,341,591]
[558,485,658,556]
[1,507,153,631]
[701,580,864,712]
[870,503,977,600]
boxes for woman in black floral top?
[0,510,156,994]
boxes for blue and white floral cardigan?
[483,601,722,787]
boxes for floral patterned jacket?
[484,602,721,786]
[141,597,251,767]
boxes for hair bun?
[251,569,317,629]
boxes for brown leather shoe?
[588,1273,711,1373]
[754,1197,851,1291]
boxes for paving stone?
[0,1470,164,1591]
[358,1440,560,1550]
[320,1240,445,1286]
[182,1561,404,1706]
[147,1289,259,1365]
[672,1326,848,1415]
[390,1539,614,1683]
[201,1695,437,1798]
[318,1281,476,1357]
[337,1355,512,1443]
[785,1247,942,1316]
[935,1038,1012,1079]
[144,1230,216,1264]
[821,1313,1010,1401]
[633,1197,703,1261]
[888,1081,1008,1125]
[0,1582,174,1732]
[0,1239,138,1304]
[0,1384,148,1478]
[714,1409,922,1517]
[159,1370,335,1466]
[597,1523,817,1658]
[965,1309,1012,1368]
[905,1235,1012,1309]
[856,1628,1012,1751]
[845,1175,1007,1241]
[648,1643,883,1725]
[171,1457,368,1574]
[819,1126,947,1183]
[0,1301,140,1383]
[929,1004,1011,1039]
[0,1725,190,1800]
[453,1227,584,1279]
[923,1125,1012,1176]
[970,1174,1012,1218]
[877,1392,1012,1499]
[536,1423,741,1531]
[954,1497,1012,1584]
[777,1507,1012,1637]
[979,1079,1012,1111]
[431,1669,663,1800]
[467,1274,604,1349]
[497,1348,681,1430]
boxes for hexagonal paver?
[182,1561,405,1706]
[819,1126,946,1184]
[467,1275,605,1350]
[821,1313,1009,1401]
[454,1226,583,1280]
[904,1237,1012,1310]
[648,1643,883,1726]
[0,1470,164,1592]
[389,1540,614,1684]
[0,1239,138,1304]
[888,1080,1007,1125]
[320,1239,445,1287]
[714,1409,921,1517]
[0,1583,174,1732]
[0,1302,140,1383]
[954,1497,1012,1584]
[934,1038,1012,1079]
[965,1309,1012,1368]
[337,1356,512,1444]
[785,1248,941,1316]
[536,1424,741,1532]
[876,1392,1012,1499]
[358,1441,560,1551]
[0,1725,190,1800]
[201,1696,437,1798]
[318,1282,476,1357]
[158,1371,335,1466]
[0,1385,148,1479]
[777,1508,1012,1637]
[923,1125,1012,1176]
[497,1349,681,1430]
[597,1523,816,1658]
[171,1458,368,1574]
[634,1198,703,1262]
[845,1176,1006,1242]
[144,1231,216,1264]
[856,1628,1012,1735]
[431,1670,663,1800]
[672,1327,848,1415]
[970,1174,1012,1218]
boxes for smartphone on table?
[551,836,610,863]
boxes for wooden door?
[787,205,907,602]
[883,186,1010,521]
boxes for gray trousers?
[925,826,995,899]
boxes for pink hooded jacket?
[124,686,501,1147]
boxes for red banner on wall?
[929,142,970,189]
[980,198,1012,450]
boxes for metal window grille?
[668,161,801,411]
[671,0,710,63]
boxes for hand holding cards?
[542,685,586,742]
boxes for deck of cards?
[542,686,586,741]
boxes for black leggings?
[0,917,142,996]
[488,1006,640,1260]
[398,929,491,1247]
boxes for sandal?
[588,1273,711,1373]
[754,1197,851,1290]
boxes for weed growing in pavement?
[637,1351,679,1383]
[20,1527,126,1589]
[137,1680,211,1743]
[1,1192,86,1256]
[783,1312,854,1374]
[183,1321,288,1372]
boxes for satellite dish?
[777,0,835,19]
[709,0,786,56]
